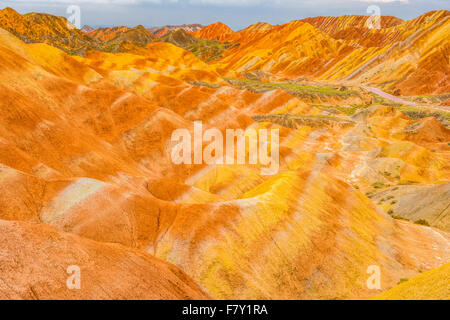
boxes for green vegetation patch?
[226,78,359,98]
[414,219,430,227]
[372,182,385,189]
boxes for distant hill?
[160,29,237,61]
[81,25,94,33]
[0,7,102,54]
[98,25,156,52]
[148,24,203,37]
[191,22,234,41]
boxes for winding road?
[361,86,417,105]
[362,86,450,112]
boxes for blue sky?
[2,0,448,30]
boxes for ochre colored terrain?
[0,220,210,300]
[373,263,450,300]
[88,26,131,42]
[0,8,449,300]
[192,22,235,42]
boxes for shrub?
[392,215,409,221]
[399,181,416,185]
[415,219,430,226]
[372,182,385,189]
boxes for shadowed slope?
[160,29,234,62]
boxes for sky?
[1,0,448,30]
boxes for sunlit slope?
[149,106,450,299]
[301,15,403,47]
[199,22,275,47]
[0,219,210,300]
[373,263,450,300]
[321,10,450,95]
[215,21,352,77]
[79,42,223,84]
[154,167,450,299]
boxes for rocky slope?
[0,220,210,300]
[201,11,449,96]
[160,29,236,61]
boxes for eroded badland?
[0,7,449,300]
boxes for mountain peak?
[192,21,234,41]
[2,7,18,14]
[81,25,94,33]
